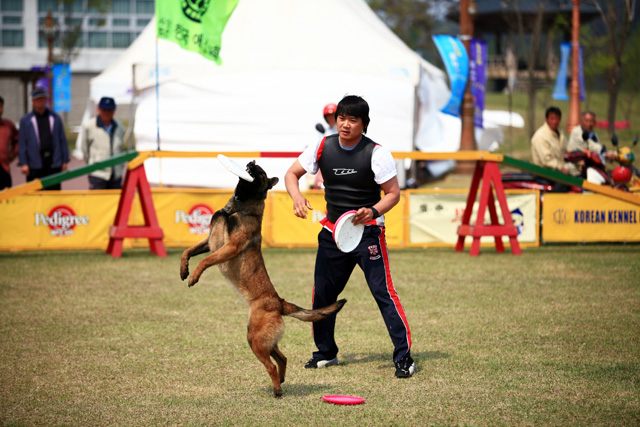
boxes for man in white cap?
[82,96,126,189]
[18,88,69,190]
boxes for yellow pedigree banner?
[0,190,120,250]
[542,193,640,242]
[0,189,236,251]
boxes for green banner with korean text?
[156,0,240,64]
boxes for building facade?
[0,0,154,126]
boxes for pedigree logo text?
[175,204,214,235]
[35,205,90,237]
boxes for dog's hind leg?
[248,312,285,397]
[248,335,283,398]
[180,236,210,281]
[270,345,287,384]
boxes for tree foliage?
[366,0,438,56]
[586,0,637,133]
[46,0,111,63]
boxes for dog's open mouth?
[245,161,258,180]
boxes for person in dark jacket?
[18,88,69,190]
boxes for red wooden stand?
[106,165,166,258]
[455,161,521,256]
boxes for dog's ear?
[268,177,279,189]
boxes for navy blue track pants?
[311,226,412,363]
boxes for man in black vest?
[285,95,415,378]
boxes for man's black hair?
[545,106,562,118]
[336,95,370,133]
[0,96,4,106]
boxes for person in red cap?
[18,88,69,190]
[82,96,126,189]
[323,103,338,135]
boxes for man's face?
[546,113,561,132]
[32,97,47,114]
[98,108,115,124]
[337,114,364,144]
[580,113,595,132]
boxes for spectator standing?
[18,88,69,190]
[82,97,125,189]
[0,96,18,189]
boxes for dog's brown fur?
[180,160,346,397]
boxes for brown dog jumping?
[180,160,346,397]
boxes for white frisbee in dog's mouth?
[333,210,364,253]
[218,154,254,182]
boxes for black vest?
[318,135,381,222]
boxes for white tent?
[83,0,514,188]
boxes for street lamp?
[42,9,58,110]
[455,0,478,175]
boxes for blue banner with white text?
[52,63,72,113]
[433,35,468,118]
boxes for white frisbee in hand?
[217,154,254,182]
[333,210,364,253]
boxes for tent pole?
[124,63,137,152]
[155,36,160,151]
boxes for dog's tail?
[281,299,347,322]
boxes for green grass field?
[1,246,638,425]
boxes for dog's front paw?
[180,264,189,281]
[187,275,199,287]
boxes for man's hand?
[20,165,29,175]
[61,163,68,171]
[353,207,375,225]
[293,195,313,219]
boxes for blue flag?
[553,42,586,102]
[432,35,469,118]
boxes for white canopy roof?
[86,0,513,187]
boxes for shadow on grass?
[261,383,335,397]
[341,350,450,368]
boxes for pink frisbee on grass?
[322,395,366,405]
